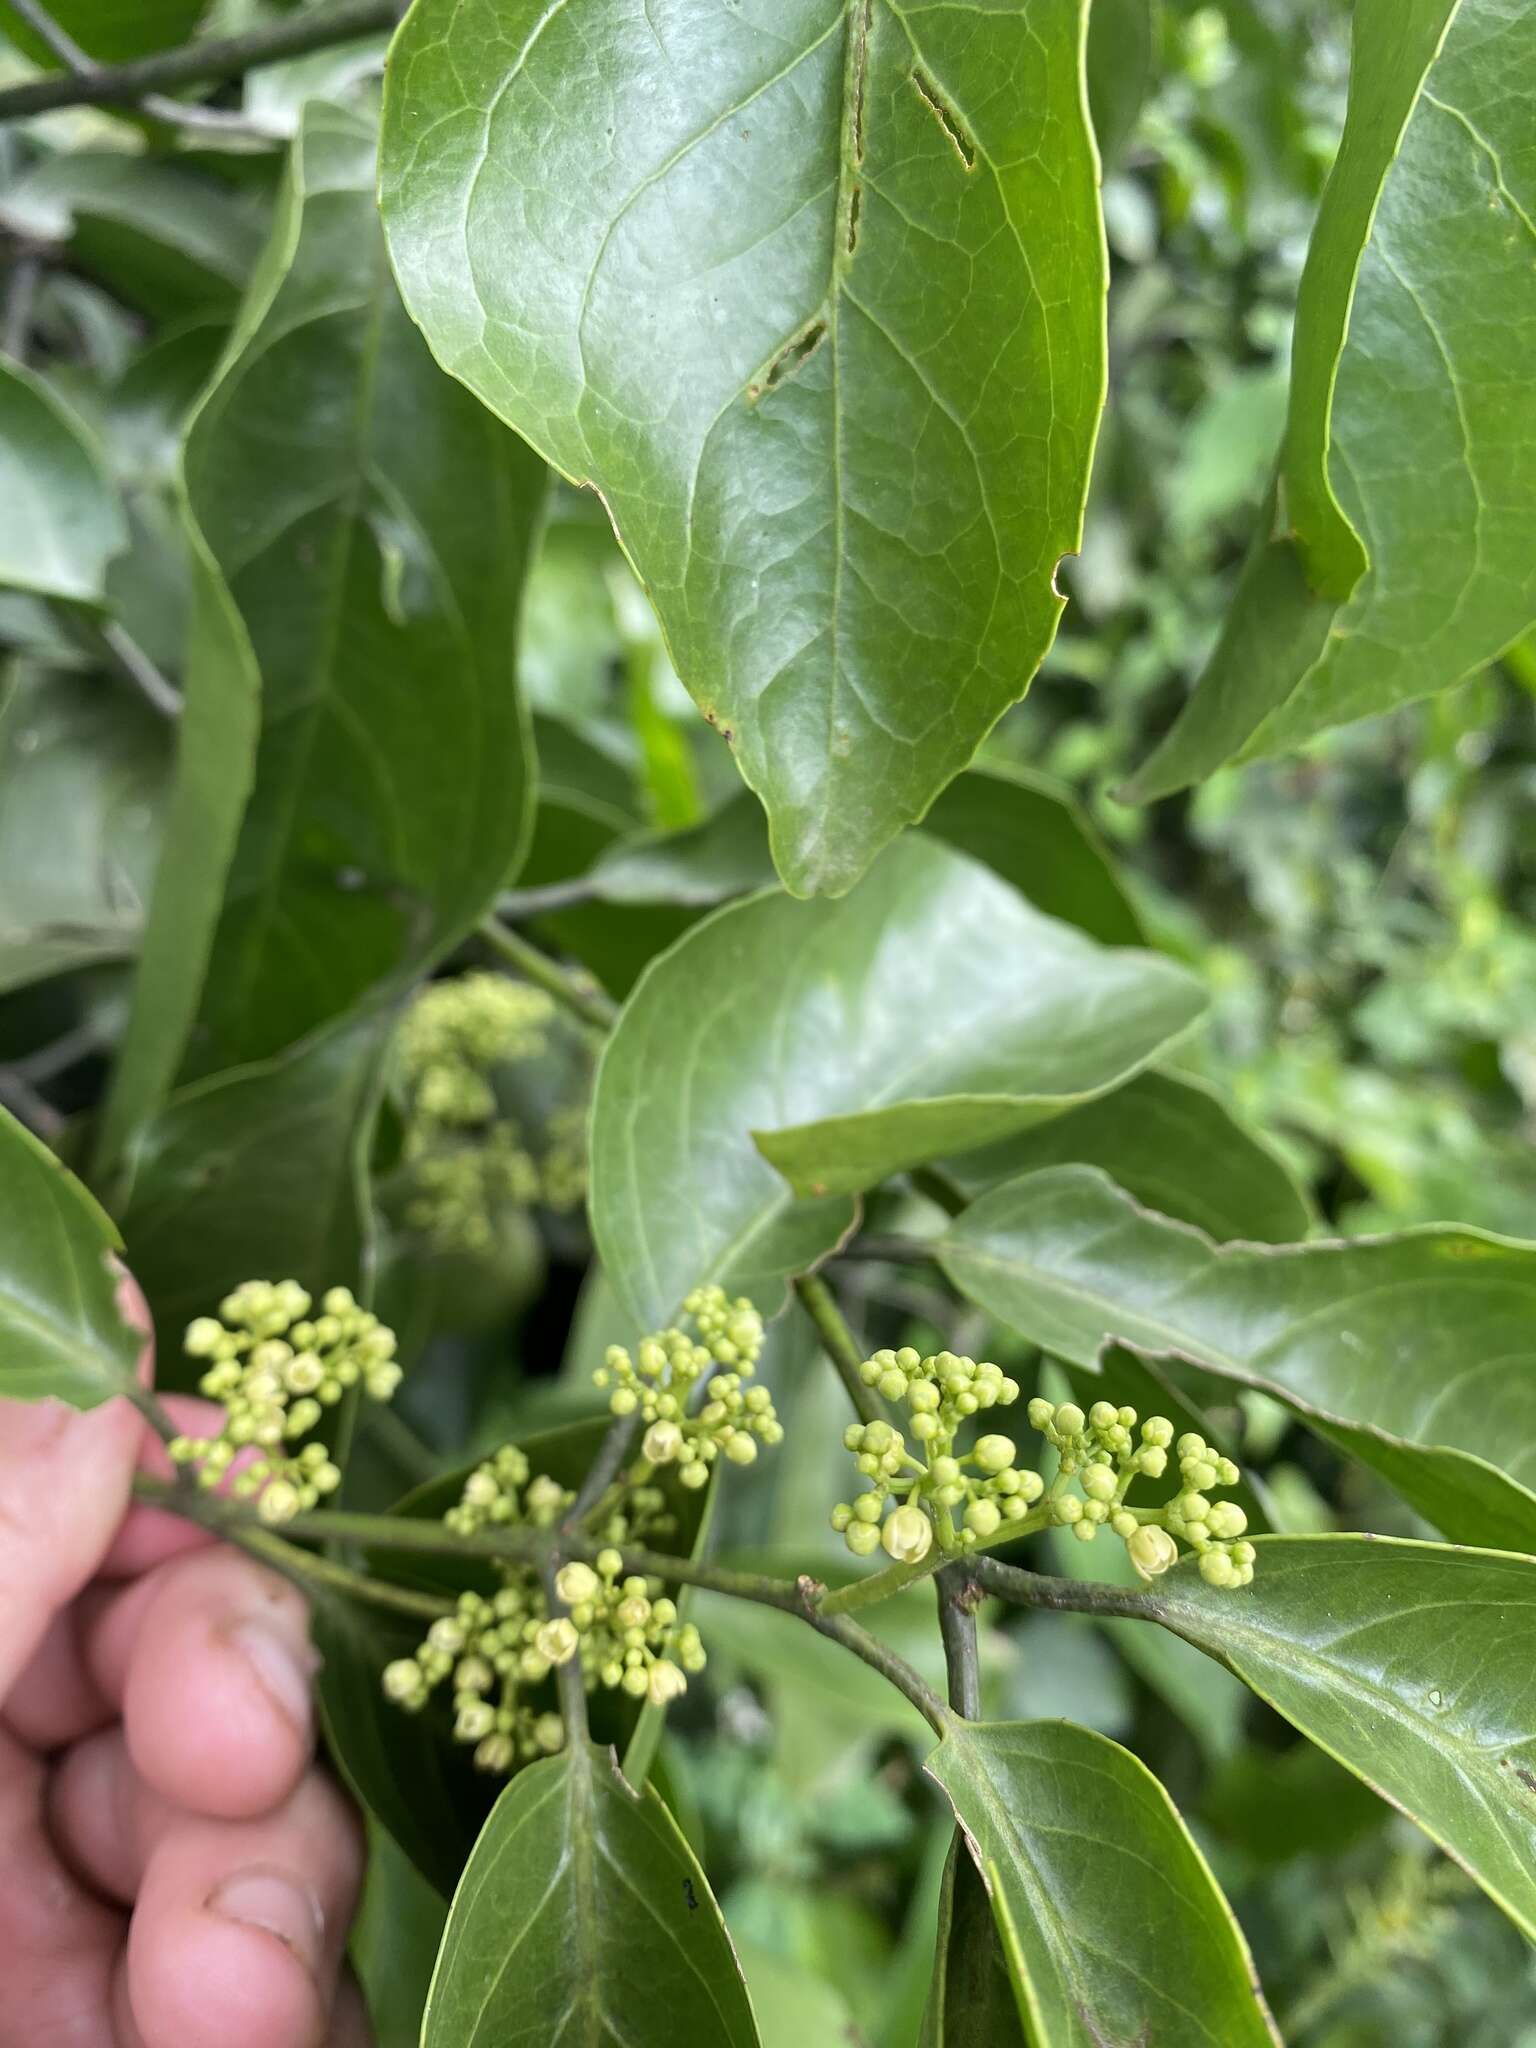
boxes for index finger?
[0,1270,151,1705]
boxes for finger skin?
[85,1547,319,1821]
[0,1398,141,1702]
[125,1772,364,2048]
[0,1723,121,2048]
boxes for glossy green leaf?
[0,359,125,603]
[351,1825,448,2048]
[591,835,1203,1328]
[943,1070,1312,1243]
[0,1104,140,1407]
[0,666,171,994]
[922,763,1144,949]
[1130,0,1536,795]
[381,0,1107,896]
[939,1164,1536,1550]
[117,1007,392,1356]
[927,1718,1278,2047]
[1086,0,1154,171]
[4,154,262,318]
[1133,1537,1536,1939]
[920,1838,1026,2048]
[0,0,204,64]
[580,759,1142,943]
[422,1743,760,2047]
[99,101,544,1168]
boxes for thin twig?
[133,1479,947,1722]
[799,1593,950,1735]
[3,0,285,138]
[478,916,618,1033]
[835,1233,943,1266]
[239,1524,453,1620]
[0,0,400,123]
[96,621,184,718]
[935,1563,981,1718]
[2,251,40,361]
[497,876,605,921]
[0,1070,63,1140]
[973,1554,1163,1622]
[563,1413,638,1530]
[542,1561,591,1744]
[793,1271,883,1426]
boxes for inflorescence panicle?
[830,1348,1254,1590]
[171,1281,400,1524]
[379,1286,779,1774]
[595,1285,783,1487]
[395,970,587,1253]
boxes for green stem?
[478,916,618,1034]
[804,1608,949,1735]
[132,1477,452,1620]
[819,1502,1054,1615]
[935,1563,981,1718]
[134,1483,948,1723]
[973,1554,1164,1622]
[794,1271,883,1426]
[0,0,401,121]
[541,1563,591,1745]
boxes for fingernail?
[229,1617,316,1735]
[207,1867,324,1976]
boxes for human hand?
[0,1280,368,2047]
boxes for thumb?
[0,1275,149,1702]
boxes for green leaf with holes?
[422,1743,760,2046]
[1129,0,1536,796]
[591,836,1204,1328]
[1129,1537,1536,1940]
[0,1105,140,1408]
[380,0,1106,896]
[98,101,544,1170]
[927,1719,1279,2047]
[938,1164,1536,1551]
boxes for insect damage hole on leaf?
[746,320,828,403]
[910,69,976,172]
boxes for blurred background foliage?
[3,0,1535,2041]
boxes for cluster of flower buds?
[402,1128,541,1254]
[595,1286,782,1489]
[395,973,592,1251]
[1027,1400,1255,1587]
[831,1348,1034,1562]
[399,972,555,1123]
[381,1290,783,1773]
[443,1443,574,1538]
[553,1555,706,1705]
[381,1589,569,1773]
[169,1282,400,1524]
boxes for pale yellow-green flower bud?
[647,1659,688,1707]
[1128,1524,1179,1579]
[881,1505,933,1563]
[973,1434,1016,1475]
[643,1420,684,1464]
[556,1562,600,1606]
[535,1619,580,1666]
